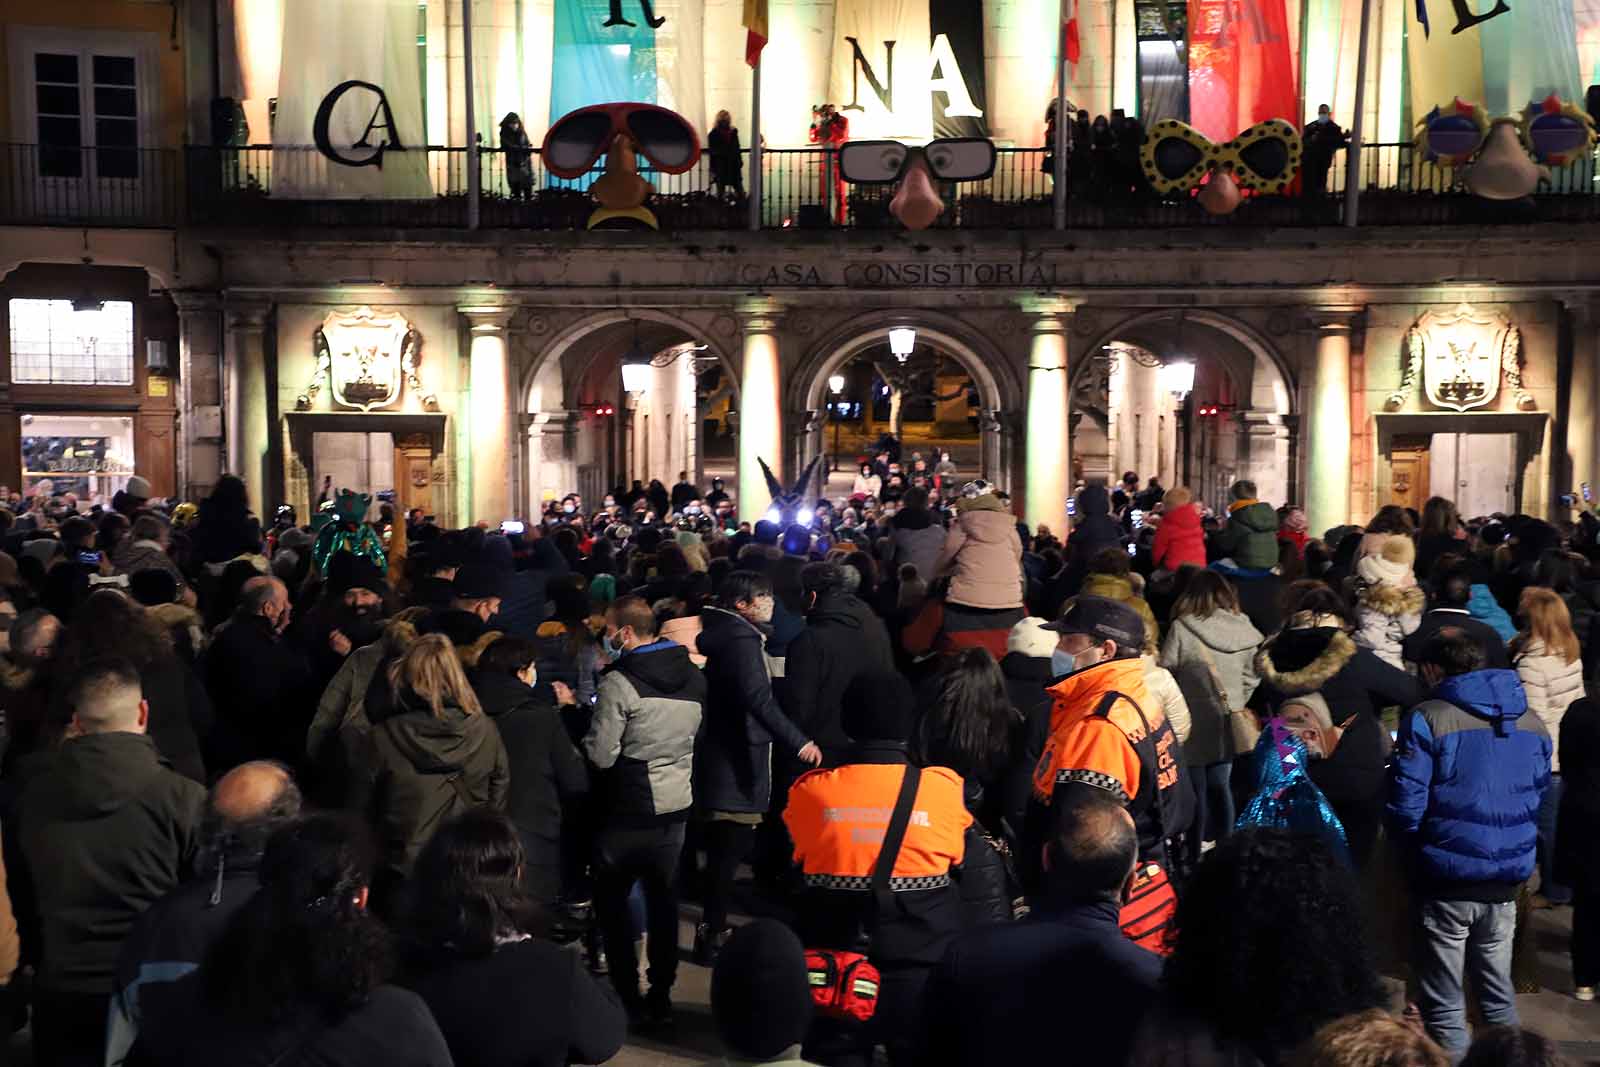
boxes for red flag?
[744,0,768,67]
[1064,0,1081,65]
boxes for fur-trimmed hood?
[145,602,202,632]
[0,654,37,692]
[1255,628,1357,696]
[1358,583,1426,618]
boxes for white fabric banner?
[829,0,934,140]
[273,0,431,198]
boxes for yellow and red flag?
[744,0,768,67]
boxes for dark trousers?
[594,822,686,1005]
[702,820,756,934]
[32,989,108,1067]
[804,963,932,1067]
[1574,889,1600,987]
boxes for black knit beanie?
[711,919,813,1060]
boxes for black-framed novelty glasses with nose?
[838,138,998,184]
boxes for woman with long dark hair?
[52,588,209,782]
[189,475,262,569]
[401,810,625,1067]
[912,648,1024,925]
[1417,496,1464,580]
[131,813,451,1065]
[1129,829,1386,1066]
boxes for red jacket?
[1151,503,1206,572]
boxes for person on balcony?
[1302,105,1348,201]
[708,110,744,201]
[501,113,535,201]
[810,104,850,224]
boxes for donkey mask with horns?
[758,456,823,525]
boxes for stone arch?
[1073,307,1299,506]
[516,306,742,513]
[518,306,742,412]
[1075,308,1297,414]
[791,309,1024,496]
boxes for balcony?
[183,142,1600,231]
[0,144,179,228]
[8,140,1598,232]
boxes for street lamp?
[1158,360,1195,400]
[828,373,846,472]
[888,327,916,363]
[621,322,652,394]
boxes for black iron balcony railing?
[8,140,1598,231]
[0,143,179,227]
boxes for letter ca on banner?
[313,80,407,168]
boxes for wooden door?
[394,434,433,521]
[1389,436,1431,513]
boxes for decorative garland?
[1386,329,1422,410]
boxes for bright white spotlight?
[764,507,781,524]
[797,508,814,526]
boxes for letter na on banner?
[844,35,983,121]
[313,80,407,168]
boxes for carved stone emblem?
[1409,303,1519,413]
[315,307,420,412]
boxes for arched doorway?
[520,309,740,517]
[1074,310,1297,512]
[792,313,1021,507]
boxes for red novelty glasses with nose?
[540,103,702,178]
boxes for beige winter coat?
[1142,655,1192,745]
[1514,639,1585,772]
[934,495,1024,610]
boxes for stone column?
[223,302,271,515]
[1566,298,1598,499]
[1305,308,1361,538]
[461,306,514,526]
[736,298,783,523]
[1020,298,1075,538]
[173,291,224,500]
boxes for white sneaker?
[1576,986,1595,1002]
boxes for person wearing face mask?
[582,595,706,1026]
[470,635,589,908]
[692,572,823,965]
[1027,596,1194,954]
[1302,103,1348,204]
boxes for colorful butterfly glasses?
[1417,95,1597,167]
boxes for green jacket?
[16,732,205,993]
[353,700,511,880]
[1215,501,1281,570]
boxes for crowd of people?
[0,455,1590,1066]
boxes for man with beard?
[293,553,391,700]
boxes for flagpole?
[749,58,763,231]
[1343,0,1374,227]
[1053,0,1069,231]
[463,0,480,230]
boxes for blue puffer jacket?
[1388,669,1551,893]
[1468,583,1518,643]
